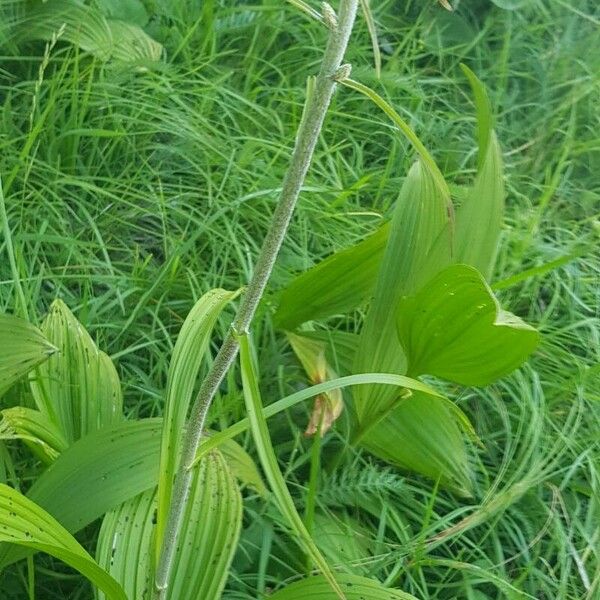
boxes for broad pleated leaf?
[0,407,68,463]
[239,333,345,599]
[274,224,389,330]
[0,419,162,569]
[267,573,418,600]
[452,66,504,280]
[353,160,452,423]
[397,264,539,385]
[0,484,126,600]
[360,393,472,494]
[0,313,56,397]
[11,0,162,63]
[0,417,258,570]
[156,288,238,564]
[96,451,242,600]
[30,299,123,444]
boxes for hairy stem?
[154,1,359,595]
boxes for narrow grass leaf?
[274,224,388,330]
[0,313,56,397]
[267,573,418,600]
[31,299,123,444]
[0,484,126,600]
[238,333,345,600]
[196,373,447,463]
[396,263,540,385]
[156,288,239,564]
[97,451,241,600]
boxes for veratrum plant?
[0,4,540,600]
[277,66,539,493]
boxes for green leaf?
[216,436,267,496]
[0,313,56,398]
[95,0,149,26]
[354,160,452,423]
[453,67,504,280]
[196,374,447,465]
[313,513,373,575]
[0,419,162,570]
[0,407,68,464]
[267,573,418,600]
[396,264,539,385]
[156,288,239,565]
[0,484,126,600]
[460,64,493,169]
[96,451,242,600]
[359,392,472,494]
[238,333,345,600]
[13,0,162,63]
[490,0,530,9]
[0,417,257,570]
[274,224,389,330]
[31,299,123,444]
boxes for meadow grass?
[0,0,598,598]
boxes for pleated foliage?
[274,68,538,493]
[96,450,242,600]
[0,313,56,397]
[30,299,123,444]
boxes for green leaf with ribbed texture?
[238,333,345,600]
[353,160,452,425]
[397,264,539,386]
[267,574,418,600]
[216,436,267,496]
[0,407,68,464]
[96,488,156,600]
[11,0,162,63]
[448,66,504,280]
[0,419,162,570]
[96,451,241,600]
[156,288,239,566]
[274,224,389,330]
[359,392,473,495]
[0,484,126,600]
[0,313,56,398]
[30,299,123,444]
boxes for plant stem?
[154,1,359,595]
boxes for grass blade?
[238,332,345,600]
